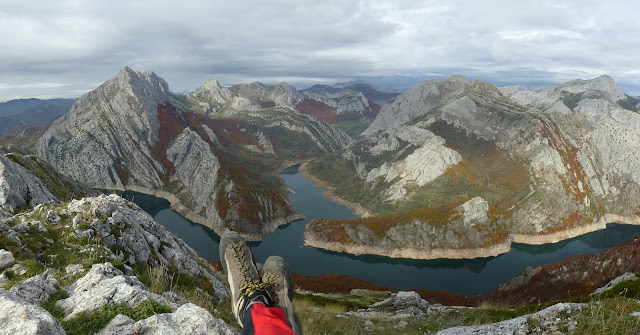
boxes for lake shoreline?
[296,165,640,260]
[298,162,372,217]
[100,185,304,241]
[304,215,640,260]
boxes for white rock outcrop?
[65,195,229,300]
[0,289,66,335]
[0,250,15,270]
[437,303,585,334]
[56,262,166,320]
[97,303,237,335]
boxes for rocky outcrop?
[65,194,229,300]
[97,303,236,335]
[0,289,66,335]
[9,271,60,305]
[0,250,14,270]
[306,74,640,259]
[57,262,167,319]
[437,303,585,334]
[347,291,430,318]
[591,272,638,295]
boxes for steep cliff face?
[36,67,352,240]
[306,75,640,258]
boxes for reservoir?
[119,165,640,296]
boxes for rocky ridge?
[306,74,640,259]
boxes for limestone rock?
[591,272,638,295]
[0,289,66,335]
[0,250,14,270]
[97,303,237,335]
[66,195,229,300]
[348,291,429,319]
[57,262,166,320]
[0,154,57,212]
[9,271,60,305]
[437,303,585,334]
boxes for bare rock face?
[38,67,172,189]
[9,271,60,305]
[0,289,66,335]
[97,303,237,335]
[0,250,15,270]
[363,75,468,136]
[0,154,57,212]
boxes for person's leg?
[262,256,302,335]
[219,232,295,335]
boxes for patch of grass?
[61,300,171,335]
[42,289,69,319]
[333,120,370,137]
[572,297,640,334]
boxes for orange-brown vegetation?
[292,273,393,294]
[311,199,466,243]
[154,104,188,176]
[154,104,291,234]
[435,122,530,216]
[295,99,337,124]
[474,237,640,306]
[363,101,381,117]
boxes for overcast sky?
[1,0,639,101]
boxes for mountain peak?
[559,74,625,101]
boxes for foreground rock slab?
[97,303,237,335]
[437,302,585,335]
[0,289,66,335]
[57,262,166,320]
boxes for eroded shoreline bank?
[298,164,640,260]
[304,215,640,260]
[99,185,304,241]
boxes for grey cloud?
[1,0,639,101]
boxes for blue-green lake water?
[119,166,640,296]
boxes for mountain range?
[304,74,640,259]
[35,67,385,240]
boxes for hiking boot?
[262,256,302,335]
[219,232,272,326]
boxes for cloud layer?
[1,0,639,100]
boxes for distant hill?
[301,80,400,105]
[0,98,74,133]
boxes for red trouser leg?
[242,303,294,335]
